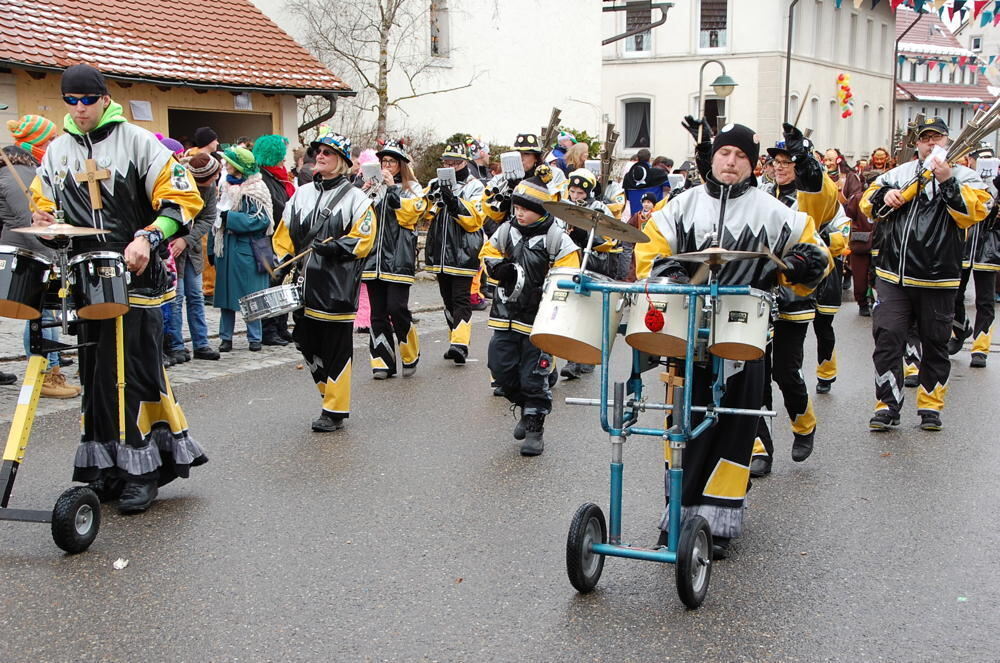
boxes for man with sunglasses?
[861,117,992,432]
[29,63,207,514]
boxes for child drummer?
[480,166,580,456]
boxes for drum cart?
[560,272,776,609]
[0,232,124,554]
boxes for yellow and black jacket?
[362,180,426,284]
[424,171,485,277]
[32,101,202,306]
[273,175,375,321]
[480,216,580,334]
[861,161,990,288]
[962,175,1000,272]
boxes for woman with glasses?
[272,134,376,432]
[360,139,426,379]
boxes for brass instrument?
[599,122,620,199]
[540,107,562,158]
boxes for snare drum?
[0,245,53,319]
[239,284,303,322]
[529,267,624,365]
[709,289,772,361]
[624,278,698,358]
[68,251,130,320]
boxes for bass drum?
[530,267,624,365]
[68,251,130,320]
[624,278,699,358]
[0,245,53,320]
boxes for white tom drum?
[239,284,303,322]
[530,267,623,365]
[709,289,772,361]
[624,278,699,358]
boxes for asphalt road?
[1,303,998,662]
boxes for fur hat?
[222,146,258,176]
[513,133,542,154]
[511,164,556,216]
[377,138,410,163]
[253,134,288,167]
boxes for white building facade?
[601,0,896,162]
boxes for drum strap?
[303,182,353,248]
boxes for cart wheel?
[566,502,606,593]
[51,486,101,554]
[675,515,712,609]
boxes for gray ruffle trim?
[116,442,163,476]
[659,503,747,539]
[74,440,116,470]
[155,428,206,466]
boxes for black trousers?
[953,268,997,356]
[756,321,815,459]
[293,312,354,417]
[487,330,552,415]
[872,278,954,414]
[74,306,207,485]
[367,279,419,374]
[438,274,473,349]
[813,313,836,383]
[262,272,290,340]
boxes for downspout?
[784,0,800,124]
[298,94,338,135]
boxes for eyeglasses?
[917,132,945,142]
[380,158,398,166]
[63,95,102,106]
[772,159,794,167]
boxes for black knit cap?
[712,123,760,166]
[61,64,108,95]
[194,126,219,148]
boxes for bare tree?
[287,0,478,139]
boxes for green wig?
[252,134,289,167]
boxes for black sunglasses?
[63,95,102,106]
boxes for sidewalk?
[0,274,445,364]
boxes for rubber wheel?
[51,486,101,554]
[566,502,606,593]
[675,515,712,609]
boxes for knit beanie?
[711,123,760,166]
[222,146,258,176]
[60,64,108,95]
[186,152,221,183]
[511,164,556,216]
[157,133,184,155]
[7,115,57,161]
[253,134,288,167]
[194,126,219,148]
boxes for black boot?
[791,430,814,462]
[0,371,17,385]
[561,362,582,380]
[749,456,772,477]
[118,480,158,514]
[443,344,467,365]
[88,474,124,503]
[312,412,345,432]
[520,414,545,456]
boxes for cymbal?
[542,200,649,244]
[670,247,768,266]
[13,223,110,237]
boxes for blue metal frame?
[560,274,757,563]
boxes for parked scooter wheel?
[566,502,606,593]
[51,486,101,554]
[675,515,712,609]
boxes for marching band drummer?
[424,143,487,365]
[361,139,427,379]
[634,121,831,558]
[480,166,580,456]
[272,133,376,433]
[30,64,207,514]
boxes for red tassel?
[644,306,664,332]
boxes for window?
[430,0,449,58]
[865,19,874,69]
[623,100,651,149]
[625,2,652,54]
[880,24,889,73]
[703,98,727,133]
[929,63,941,83]
[947,107,953,127]
[849,14,858,67]
[700,0,728,49]
[972,36,983,52]
[960,107,966,129]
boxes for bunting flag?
[975,0,989,18]
[854,0,864,8]
[872,0,882,8]
[835,0,843,7]
[994,9,1000,23]
[932,0,947,8]
[982,9,994,24]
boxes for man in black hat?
[635,120,831,557]
[30,63,207,513]
[861,117,991,431]
[193,126,219,155]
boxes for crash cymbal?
[670,247,768,266]
[13,223,110,237]
[542,200,649,244]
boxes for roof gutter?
[298,95,338,135]
[0,59,356,98]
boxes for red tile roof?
[0,0,351,95]
[896,81,996,103]
[895,6,962,50]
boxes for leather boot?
[520,414,544,456]
[118,481,158,514]
[41,366,81,399]
[791,430,814,462]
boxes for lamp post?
[696,59,737,130]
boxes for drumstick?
[272,236,335,273]
[0,147,40,213]
[793,85,811,128]
[757,242,788,270]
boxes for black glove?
[650,257,689,283]
[781,122,814,162]
[219,210,229,224]
[682,115,714,144]
[781,243,826,285]
[311,237,340,258]
[492,260,517,288]
[440,185,461,216]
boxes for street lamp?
[696,59,737,129]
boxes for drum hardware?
[669,247,769,266]
[495,263,525,304]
